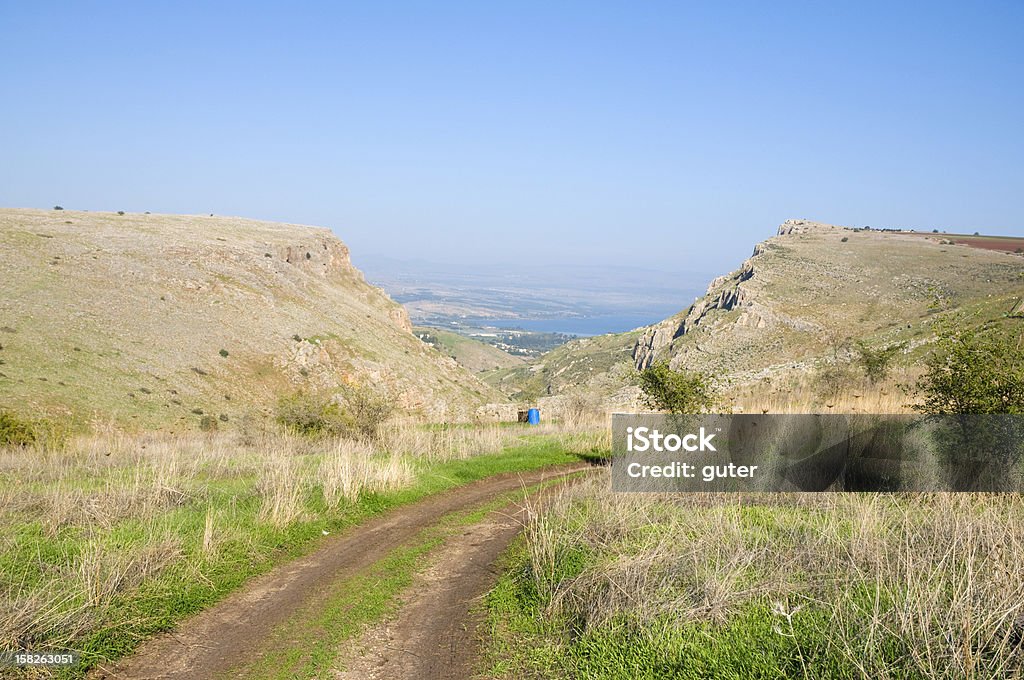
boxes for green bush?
[0,409,37,446]
[813,362,856,400]
[0,410,68,448]
[915,321,1024,414]
[636,362,716,414]
[854,340,905,384]
[275,385,393,439]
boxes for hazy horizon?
[3,2,1022,274]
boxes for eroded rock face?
[633,250,765,369]
[630,219,851,370]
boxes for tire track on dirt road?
[333,476,580,680]
[92,463,593,680]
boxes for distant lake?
[479,310,678,337]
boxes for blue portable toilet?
[527,408,540,425]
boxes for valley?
[2,212,1023,680]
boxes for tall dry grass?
[0,418,596,662]
[731,368,922,415]
[518,476,1024,678]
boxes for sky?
[2,1,1022,274]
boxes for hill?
[0,208,505,428]
[413,326,525,372]
[634,220,1024,380]
[493,219,1024,403]
[483,330,641,402]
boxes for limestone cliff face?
[276,231,413,334]
[776,218,838,236]
[633,244,765,369]
[490,217,1024,401]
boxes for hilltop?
[490,219,1024,404]
[0,208,505,428]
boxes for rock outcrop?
[633,242,766,369]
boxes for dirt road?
[92,463,591,680]
[334,485,553,679]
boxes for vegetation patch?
[275,386,393,440]
[486,477,1024,679]
[0,425,598,675]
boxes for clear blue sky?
[2,1,1022,272]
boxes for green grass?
[487,563,916,680]
[0,435,585,677]
[486,543,886,680]
[483,486,1024,680]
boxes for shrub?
[0,409,37,446]
[636,362,716,414]
[841,236,849,242]
[0,410,67,448]
[117,211,125,216]
[53,205,64,211]
[915,321,1024,414]
[218,349,229,358]
[854,340,905,384]
[275,385,393,439]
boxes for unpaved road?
[92,464,591,680]
[335,483,561,680]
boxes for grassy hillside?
[484,330,641,401]
[495,220,1024,401]
[0,209,506,428]
[413,326,525,373]
[635,220,1024,381]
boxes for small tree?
[915,322,1024,414]
[637,362,716,414]
[915,321,1024,490]
[341,383,394,439]
[854,340,905,384]
[813,333,854,399]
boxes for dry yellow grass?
[730,368,922,415]
[515,475,1024,679]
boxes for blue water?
[480,312,673,336]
